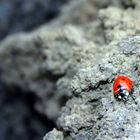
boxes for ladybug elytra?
[113,75,133,102]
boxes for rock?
[0,22,105,120]
[43,129,64,140]
[99,7,140,44]
[0,0,109,120]
[0,26,75,120]
[58,35,140,139]
[55,4,140,138]
[1,0,140,140]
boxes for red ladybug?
[113,75,133,102]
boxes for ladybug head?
[116,86,129,102]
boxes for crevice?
[121,1,136,9]
[99,20,108,45]
[46,71,65,82]
[37,68,66,83]
[86,80,109,92]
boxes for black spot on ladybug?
[117,85,121,88]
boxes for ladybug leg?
[121,90,129,103]
[130,94,137,105]
[122,96,128,103]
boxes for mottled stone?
[1,0,140,140]
[43,129,64,140]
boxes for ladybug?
[113,75,133,102]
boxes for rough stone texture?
[99,7,140,44]
[1,0,140,140]
[58,36,140,139]
[43,129,64,140]
[0,7,107,120]
[56,6,140,139]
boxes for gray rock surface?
[43,129,64,140]
[58,35,140,139]
[56,5,140,140]
[0,15,105,120]
[1,0,140,140]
